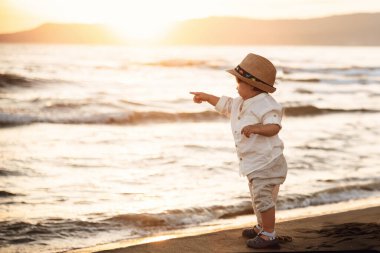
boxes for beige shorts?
[248,178,282,214]
[247,155,287,214]
[247,154,288,180]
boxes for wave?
[2,105,379,127]
[37,99,147,111]
[0,182,378,248]
[277,182,380,210]
[280,77,321,83]
[0,169,22,177]
[281,65,380,75]
[142,61,380,75]
[284,105,380,117]
[0,190,18,198]
[0,203,252,248]
[0,73,70,90]
[106,201,252,228]
[143,59,228,69]
[107,182,380,229]
[0,111,224,127]
[281,77,380,85]
[119,99,146,106]
[279,65,380,85]
[0,73,34,88]
[0,219,118,247]
[0,113,36,127]
[0,73,66,90]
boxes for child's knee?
[253,192,276,212]
[251,181,279,212]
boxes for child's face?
[236,78,255,100]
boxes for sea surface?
[0,44,380,252]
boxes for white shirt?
[215,93,284,176]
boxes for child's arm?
[190,92,220,106]
[242,109,282,137]
[241,124,280,137]
[190,92,233,118]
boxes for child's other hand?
[241,124,261,137]
[190,92,208,104]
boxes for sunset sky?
[1,0,380,40]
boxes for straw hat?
[226,53,277,93]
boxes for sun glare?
[10,0,180,42]
[109,21,172,42]
[4,0,380,39]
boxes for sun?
[5,0,177,42]
[109,20,172,42]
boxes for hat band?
[235,65,272,88]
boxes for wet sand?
[95,206,380,253]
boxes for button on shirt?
[215,93,284,176]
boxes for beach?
[1,44,380,253]
[68,202,380,253]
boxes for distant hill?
[0,13,379,45]
[0,23,122,44]
[162,13,380,46]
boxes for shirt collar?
[239,93,267,113]
[242,93,267,107]
[244,93,267,104]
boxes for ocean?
[0,44,380,252]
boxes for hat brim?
[226,69,276,93]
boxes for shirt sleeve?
[215,96,233,118]
[262,110,282,127]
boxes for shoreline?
[67,196,380,253]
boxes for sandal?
[242,225,262,238]
[246,231,280,249]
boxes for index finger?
[189,92,200,95]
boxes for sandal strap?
[259,230,276,240]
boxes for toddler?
[190,53,287,249]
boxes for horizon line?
[2,11,379,35]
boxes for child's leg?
[248,180,262,227]
[249,182,280,224]
[260,206,275,232]
[259,185,280,239]
[250,181,281,239]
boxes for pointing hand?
[190,92,208,104]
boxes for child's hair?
[236,77,266,93]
